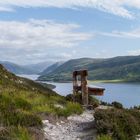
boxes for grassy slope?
[38,56,140,82]
[0,64,83,140]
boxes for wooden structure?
[73,70,105,106]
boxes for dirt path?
[43,110,96,140]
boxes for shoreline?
[36,79,140,84]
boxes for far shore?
[36,79,140,84]
[89,79,126,83]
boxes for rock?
[43,120,49,124]
[43,110,97,140]
[95,105,112,110]
[56,122,59,125]
[54,104,64,109]
[61,121,65,124]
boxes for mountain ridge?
[0,61,55,75]
[38,55,140,82]
[40,61,65,75]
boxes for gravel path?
[43,110,96,140]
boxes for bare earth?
[43,110,97,140]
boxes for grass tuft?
[97,135,113,140]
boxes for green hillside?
[40,61,64,75]
[38,56,140,82]
[0,64,82,139]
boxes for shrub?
[66,93,83,104]
[100,101,112,106]
[0,127,10,140]
[89,96,100,108]
[66,94,74,102]
[112,101,123,109]
[133,105,140,110]
[94,108,140,140]
[66,93,100,108]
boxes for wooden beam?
[73,70,88,77]
[88,87,105,96]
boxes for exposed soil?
[43,110,96,140]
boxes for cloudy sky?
[0,0,140,64]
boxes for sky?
[0,0,140,64]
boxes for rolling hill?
[0,61,55,75]
[38,55,140,82]
[24,61,55,74]
[40,61,64,75]
[0,61,36,74]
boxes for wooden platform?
[88,86,105,96]
[73,85,105,96]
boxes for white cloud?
[59,53,72,59]
[1,0,140,18]
[0,46,73,64]
[0,6,13,12]
[0,19,92,64]
[98,28,140,38]
[0,19,92,49]
[128,49,140,56]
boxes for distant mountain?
[24,61,55,74]
[40,61,64,75]
[0,61,55,75]
[0,61,36,74]
[38,58,104,81]
[38,56,140,82]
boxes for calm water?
[48,82,140,108]
[18,74,140,108]
[17,74,39,80]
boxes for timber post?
[81,70,88,105]
[73,70,89,105]
[73,70,105,106]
